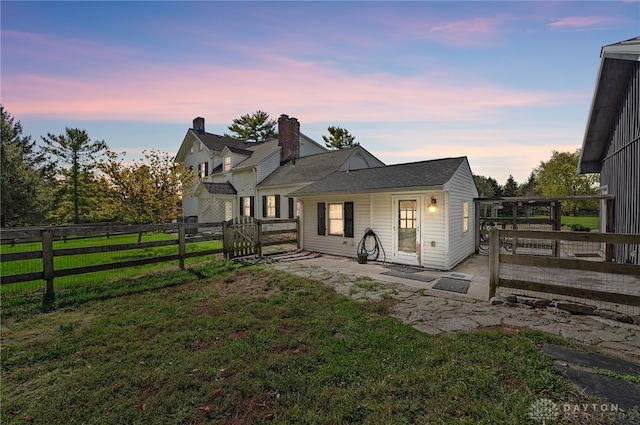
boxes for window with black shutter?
[344,202,354,238]
[262,195,280,218]
[317,203,326,235]
[288,198,295,219]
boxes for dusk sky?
[2,1,639,185]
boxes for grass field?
[561,215,600,230]
[0,232,223,295]
[1,260,614,424]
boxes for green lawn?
[0,232,222,295]
[1,260,615,424]
[561,215,600,230]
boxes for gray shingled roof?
[234,139,279,170]
[292,157,466,195]
[257,146,363,188]
[202,182,237,195]
[193,129,259,153]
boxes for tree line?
[1,106,598,228]
[1,105,197,227]
[474,150,599,216]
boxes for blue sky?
[2,1,638,185]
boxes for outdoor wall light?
[428,196,438,213]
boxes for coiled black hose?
[357,228,386,262]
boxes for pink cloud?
[4,52,578,127]
[426,17,505,46]
[547,16,620,30]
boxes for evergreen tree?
[322,126,358,150]
[41,128,108,224]
[473,174,502,198]
[518,171,540,197]
[502,175,519,197]
[225,110,277,143]
[0,106,54,226]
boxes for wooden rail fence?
[489,229,640,307]
[1,219,298,294]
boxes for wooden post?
[41,229,55,311]
[551,201,561,257]
[42,229,54,292]
[605,198,614,262]
[223,220,231,259]
[489,228,500,299]
[256,219,262,257]
[474,201,481,254]
[178,223,185,270]
[296,216,301,250]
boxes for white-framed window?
[266,195,277,218]
[198,162,208,178]
[224,156,231,171]
[199,142,203,151]
[328,203,344,236]
[190,144,194,154]
[243,197,252,217]
[462,202,469,233]
[317,202,354,237]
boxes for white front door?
[393,198,421,265]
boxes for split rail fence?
[1,218,298,295]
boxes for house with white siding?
[175,114,385,222]
[578,36,640,264]
[291,157,478,270]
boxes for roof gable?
[292,157,467,195]
[579,37,640,173]
[257,146,381,188]
[175,128,262,162]
[234,139,280,170]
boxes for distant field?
[0,232,222,295]
[561,215,599,230]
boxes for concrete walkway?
[271,252,640,364]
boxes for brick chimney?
[193,117,205,132]
[278,114,300,164]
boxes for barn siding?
[600,63,640,263]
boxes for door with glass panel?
[394,198,420,265]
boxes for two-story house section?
[256,144,386,221]
[175,116,253,222]
[176,114,337,222]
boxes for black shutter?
[275,195,281,218]
[288,198,295,219]
[249,196,255,217]
[204,162,208,177]
[239,197,244,216]
[317,203,326,235]
[344,202,354,238]
[262,196,267,218]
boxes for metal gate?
[223,216,261,259]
